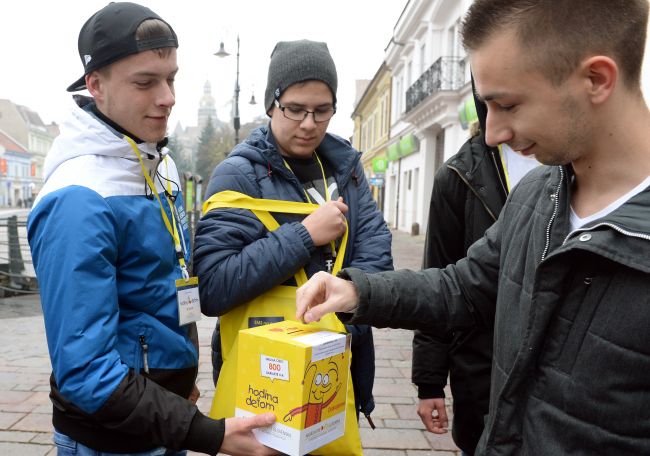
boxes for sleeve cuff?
[292,222,316,254]
[183,410,225,455]
[416,384,446,400]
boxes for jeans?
[54,430,187,456]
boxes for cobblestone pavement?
[0,230,461,455]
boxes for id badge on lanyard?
[127,136,202,326]
[176,276,201,326]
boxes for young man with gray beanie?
[194,39,393,454]
[28,2,277,455]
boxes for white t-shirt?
[570,175,650,230]
[500,144,540,190]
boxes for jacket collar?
[232,125,360,188]
[553,165,650,272]
[43,96,166,182]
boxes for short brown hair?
[462,0,649,90]
[136,19,175,59]
[94,19,173,80]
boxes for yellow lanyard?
[498,144,512,192]
[125,136,190,280]
[282,152,330,204]
[282,152,338,259]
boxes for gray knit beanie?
[264,40,338,115]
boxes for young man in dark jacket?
[193,39,392,453]
[413,90,538,455]
[296,1,650,454]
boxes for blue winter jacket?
[27,96,224,454]
[193,125,393,416]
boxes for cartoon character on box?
[283,357,342,427]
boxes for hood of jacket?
[43,96,168,182]
[229,124,361,190]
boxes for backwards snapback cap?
[67,2,178,92]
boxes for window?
[379,98,386,137]
[406,61,412,86]
[448,19,462,58]
[384,94,390,132]
[394,77,403,117]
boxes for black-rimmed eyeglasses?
[274,99,336,123]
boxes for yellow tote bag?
[202,190,363,456]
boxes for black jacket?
[413,133,507,454]
[340,165,650,455]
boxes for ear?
[85,71,104,102]
[579,56,618,105]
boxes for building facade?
[351,63,392,213]
[173,80,226,174]
[382,0,475,234]
[0,129,34,207]
[0,99,57,203]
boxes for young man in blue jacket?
[297,0,650,454]
[28,2,275,455]
[194,40,392,436]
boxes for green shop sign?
[387,143,401,161]
[387,134,420,161]
[458,97,478,129]
[399,134,419,157]
[372,157,388,173]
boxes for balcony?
[405,56,466,113]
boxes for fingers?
[433,400,449,430]
[222,415,278,455]
[301,202,347,246]
[417,400,436,433]
[417,399,448,434]
[332,199,349,214]
[243,412,276,431]
[296,273,358,323]
[296,272,327,323]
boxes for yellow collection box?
[235,320,351,456]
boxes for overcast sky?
[1,1,649,141]
[0,0,408,139]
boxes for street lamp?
[214,36,256,146]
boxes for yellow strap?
[281,153,338,258]
[202,190,348,280]
[498,144,512,193]
[126,137,189,279]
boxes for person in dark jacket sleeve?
[193,39,392,429]
[413,130,505,455]
[27,3,276,455]
[413,89,538,455]
[296,1,650,455]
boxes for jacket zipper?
[139,335,150,374]
[489,148,509,198]
[448,164,499,222]
[541,166,564,261]
[563,222,650,245]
